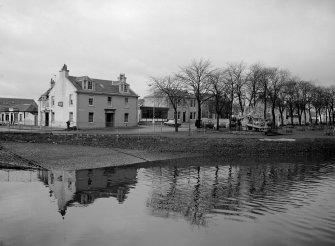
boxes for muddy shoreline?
[1,132,334,170]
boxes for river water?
[0,156,335,246]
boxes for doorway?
[105,113,114,127]
[45,112,49,126]
[183,112,186,122]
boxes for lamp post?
[153,103,155,133]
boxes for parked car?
[164,119,181,127]
[200,118,214,129]
[213,119,229,129]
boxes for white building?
[38,64,139,129]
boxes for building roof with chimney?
[67,76,138,97]
[0,98,38,112]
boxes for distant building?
[0,98,38,125]
[38,64,139,129]
[139,93,207,124]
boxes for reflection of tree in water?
[146,160,331,226]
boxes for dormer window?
[88,81,93,90]
[121,84,129,93]
[81,79,94,90]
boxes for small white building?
[0,98,38,126]
[38,64,139,129]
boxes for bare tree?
[208,69,230,130]
[258,67,273,120]
[225,62,247,116]
[149,75,185,132]
[177,59,213,128]
[284,78,299,125]
[245,63,263,108]
[267,68,289,127]
[276,89,287,126]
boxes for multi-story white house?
[38,64,139,129]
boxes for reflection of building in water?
[0,168,40,182]
[48,170,76,217]
[40,166,137,217]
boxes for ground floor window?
[124,113,129,123]
[190,112,196,119]
[88,112,94,123]
[69,112,73,122]
[19,114,23,122]
[177,111,181,120]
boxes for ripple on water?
[1,157,335,246]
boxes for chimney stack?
[50,78,55,88]
[59,64,69,78]
[118,73,126,83]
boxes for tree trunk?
[325,108,328,125]
[216,112,220,131]
[174,110,178,132]
[264,99,267,120]
[196,99,201,128]
[290,104,294,125]
[303,109,307,125]
[271,103,276,128]
[308,106,312,124]
[279,107,284,126]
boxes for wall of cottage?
[77,93,138,128]
[0,112,36,125]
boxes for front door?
[45,112,49,126]
[183,112,186,122]
[105,113,114,127]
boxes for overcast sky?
[1,0,334,100]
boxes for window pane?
[88,112,94,122]
[89,97,94,105]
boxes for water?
[1,157,335,246]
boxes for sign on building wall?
[58,102,63,107]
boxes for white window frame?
[124,113,129,123]
[69,94,73,106]
[88,81,93,90]
[88,112,94,123]
[88,96,94,106]
[107,96,112,107]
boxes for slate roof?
[0,98,38,112]
[67,76,138,97]
[38,87,53,101]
